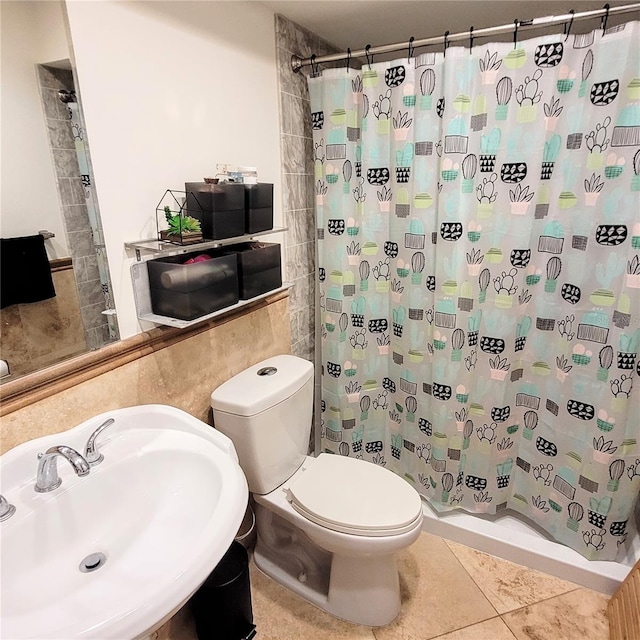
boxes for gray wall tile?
[53,149,81,178]
[68,178,88,205]
[47,120,75,150]
[285,241,315,280]
[276,14,339,60]
[291,331,314,362]
[276,14,340,449]
[296,304,315,338]
[65,229,95,260]
[38,66,73,91]
[80,302,108,331]
[277,46,310,98]
[281,134,309,174]
[74,254,100,284]
[283,174,315,213]
[38,66,62,90]
[36,63,118,349]
[62,204,90,230]
[58,180,87,207]
[289,273,315,312]
[285,208,315,246]
[77,278,105,307]
[41,88,65,119]
[282,93,312,138]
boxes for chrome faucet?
[0,495,16,521]
[84,418,115,466]
[35,446,90,493]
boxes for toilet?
[211,355,423,627]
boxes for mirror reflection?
[0,1,119,382]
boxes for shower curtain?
[309,21,640,561]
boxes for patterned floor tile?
[501,588,610,640]
[444,539,579,614]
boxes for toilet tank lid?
[211,355,314,417]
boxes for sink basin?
[0,404,248,639]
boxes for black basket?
[227,242,281,300]
[147,249,238,320]
[244,183,273,233]
[185,182,245,240]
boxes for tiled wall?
[37,64,117,351]
[275,15,340,452]
[275,15,339,365]
[0,296,291,453]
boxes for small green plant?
[163,206,201,235]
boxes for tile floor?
[155,531,611,640]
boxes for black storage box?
[244,183,273,234]
[185,182,245,240]
[147,250,238,321]
[229,242,282,300]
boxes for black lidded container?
[229,242,281,300]
[244,183,273,234]
[190,541,256,640]
[185,182,245,240]
[147,249,238,321]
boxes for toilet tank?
[211,355,314,494]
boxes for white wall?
[0,1,71,258]
[64,0,282,339]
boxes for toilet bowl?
[253,454,423,626]
[211,355,423,626]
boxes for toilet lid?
[287,454,422,536]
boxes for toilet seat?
[286,454,423,537]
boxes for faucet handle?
[0,495,16,521]
[85,418,115,466]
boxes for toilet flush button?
[257,366,277,376]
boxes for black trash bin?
[190,541,256,640]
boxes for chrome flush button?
[257,366,277,376]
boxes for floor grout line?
[441,538,502,620]
[498,587,584,617]
[430,614,515,640]
[499,613,521,640]
[441,537,588,614]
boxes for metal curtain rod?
[291,3,640,71]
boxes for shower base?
[420,500,640,595]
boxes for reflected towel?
[0,235,56,308]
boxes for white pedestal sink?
[0,404,248,639]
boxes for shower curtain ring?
[469,26,474,54]
[564,9,575,41]
[311,54,319,76]
[443,31,450,57]
[365,44,373,69]
[601,3,610,34]
[408,36,415,62]
[346,48,351,71]
[513,19,519,48]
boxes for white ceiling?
[261,0,636,55]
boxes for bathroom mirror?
[0,0,118,383]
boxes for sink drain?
[79,552,106,573]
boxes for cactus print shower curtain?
[308,21,640,561]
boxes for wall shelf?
[130,261,292,329]
[128,225,289,329]
[125,227,287,262]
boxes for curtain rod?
[291,3,640,71]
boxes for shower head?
[58,89,76,104]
